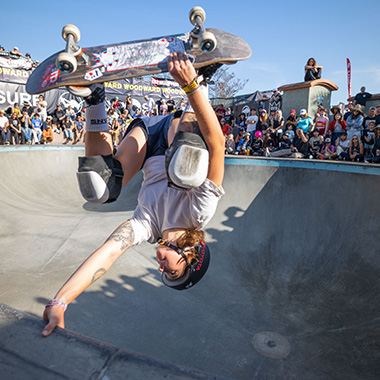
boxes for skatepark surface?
[1,146,380,380]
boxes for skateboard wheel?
[66,86,92,97]
[189,6,206,25]
[199,32,217,52]
[62,24,81,44]
[56,52,77,73]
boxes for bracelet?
[186,86,201,96]
[182,76,199,94]
[45,299,68,311]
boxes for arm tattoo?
[91,268,106,284]
[105,220,135,252]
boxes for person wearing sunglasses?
[42,52,225,337]
[340,135,364,162]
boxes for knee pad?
[165,131,209,191]
[77,155,123,203]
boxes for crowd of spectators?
[0,93,188,146]
[1,82,380,165]
[220,91,380,164]
[0,44,39,67]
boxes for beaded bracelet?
[45,299,68,311]
[182,76,199,94]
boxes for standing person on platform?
[353,86,372,109]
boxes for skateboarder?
[42,52,225,337]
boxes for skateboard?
[26,7,251,96]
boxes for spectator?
[235,129,244,147]
[329,105,341,122]
[291,127,309,157]
[237,113,246,130]
[65,105,76,120]
[12,103,22,118]
[269,89,282,110]
[296,109,313,134]
[284,109,297,140]
[37,95,48,123]
[8,112,22,145]
[225,133,235,154]
[167,95,175,114]
[328,112,347,145]
[245,109,258,140]
[304,58,323,81]
[362,121,376,161]
[22,101,33,117]
[375,105,380,119]
[20,111,32,144]
[268,132,294,157]
[134,108,142,118]
[257,109,271,134]
[179,99,186,111]
[236,132,251,155]
[335,132,349,159]
[220,117,231,136]
[320,138,337,160]
[309,129,324,158]
[271,109,284,144]
[62,115,74,143]
[363,107,378,133]
[353,86,372,108]
[10,46,22,56]
[251,130,264,156]
[41,120,54,144]
[341,135,364,162]
[214,104,226,120]
[144,95,155,116]
[224,107,234,126]
[263,131,275,156]
[30,113,43,144]
[73,115,85,143]
[371,126,380,164]
[160,100,168,115]
[343,103,354,121]
[111,97,123,114]
[52,104,65,133]
[0,109,10,145]
[314,107,329,137]
[346,105,364,140]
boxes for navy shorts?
[124,112,182,167]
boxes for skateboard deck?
[26,28,251,95]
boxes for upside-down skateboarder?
[42,52,225,336]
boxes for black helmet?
[157,238,210,290]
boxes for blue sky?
[2,0,379,105]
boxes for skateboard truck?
[189,7,217,52]
[56,24,89,73]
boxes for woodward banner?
[0,70,186,114]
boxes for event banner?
[104,78,185,98]
[0,65,33,84]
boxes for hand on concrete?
[42,305,65,337]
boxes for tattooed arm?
[42,220,135,337]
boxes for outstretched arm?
[168,52,225,189]
[42,220,135,337]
